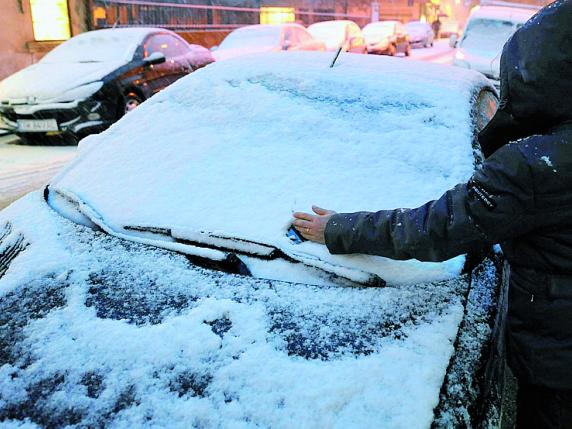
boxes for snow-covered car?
[406,21,435,48]
[363,21,411,56]
[0,28,214,145]
[307,20,367,53]
[0,53,506,428]
[213,24,325,61]
[453,6,538,83]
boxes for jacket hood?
[478,0,572,158]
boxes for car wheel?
[124,92,143,115]
[388,44,397,56]
[405,44,411,57]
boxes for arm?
[324,144,535,262]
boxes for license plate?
[17,119,58,132]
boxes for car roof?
[469,5,538,23]
[49,52,493,286]
[308,20,354,28]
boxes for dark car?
[363,21,411,56]
[0,28,214,145]
[0,53,508,428]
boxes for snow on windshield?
[459,19,517,54]
[41,29,147,63]
[50,52,491,285]
[308,22,346,45]
[219,26,282,49]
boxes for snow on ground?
[0,136,76,209]
[0,193,469,429]
[50,51,492,285]
[408,39,455,65]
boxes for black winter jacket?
[325,0,572,389]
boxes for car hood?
[48,52,493,285]
[0,60,126,103]
[0,191,501,428]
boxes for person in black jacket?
[292,1,572,428]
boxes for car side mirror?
[449,34,458,48]
[144,52,166,66]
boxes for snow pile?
[0,193,469,428]
[50,52,492,285]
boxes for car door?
[143,34,190,94]
[296,27,324,51]
[142,34,175,95]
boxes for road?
[0,135,76,209]
[0,41,454,211]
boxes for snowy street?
[0,135,76,209]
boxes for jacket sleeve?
[324,143,536,262]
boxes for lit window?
[260,7,295,25]
[30,0,71,41]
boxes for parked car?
[0,52,505,428]
[363,21,411,56]
[307,20,367,53]
[439,19,461,39]
[452,5,538,83]
[213,24,325,61]
[406,21,435,48]
[0,28,214,145]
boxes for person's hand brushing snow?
[292,206,336,244]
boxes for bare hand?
[292,206,336,244]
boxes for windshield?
[363,23,394,38]
[308,22,346,45]
[41,31,139,63]
[220,26,281,49]
[48,53,481,286]
[460,18,518,54]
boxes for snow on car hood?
[0,192,478,429]
[49,52,492,285]
[0,61,123,103]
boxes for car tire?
[123,92,144,117]
[388,44,397,56]
[405,44,411,57]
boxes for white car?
[213,24,325,61]
[363,21,411,55]
[0,53,504,428]
[307,20,367,53]
[453,5,538,82]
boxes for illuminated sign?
[260,7,295,25]
[30,0,71,41]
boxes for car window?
[145,34,188,58]
[475,90,499,132]
[297,27,313,43]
